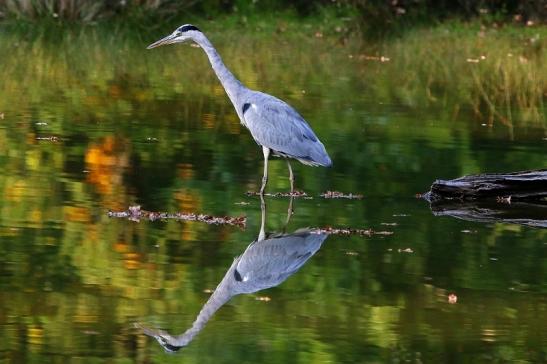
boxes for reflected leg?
[258,194,267,242]
[284,195,294,232]
[260,146,270,195]
[286,159,294,193]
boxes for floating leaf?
[320,191,363,199]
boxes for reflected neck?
[171,274,235,346]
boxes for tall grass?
[367,21,547,129]
[0,18,544,131]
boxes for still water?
[0,29,546,363]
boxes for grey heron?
[137,197,328,351]
[147,24,332,194]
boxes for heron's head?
[147,24,202,49]
[135,323,186,353]
[155,333,185,353]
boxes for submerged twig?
[108,205,246,228]
[36,136,60,142]
[320,191,364,199]
[245,190,310,198]
[311,227,393,237]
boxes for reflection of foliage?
[0,25,545,363]
[85,135,130,208]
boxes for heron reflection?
[138,197,328,352]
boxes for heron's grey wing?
[234,231,327,292]
[241,96,331,166]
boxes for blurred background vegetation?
[2,0,545,128]
[0,0,545,36]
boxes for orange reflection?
[177,163,195,180]
[84,136,130,208]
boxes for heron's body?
[148,24,332,193]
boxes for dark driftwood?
[423,169,547,227]
[423,169,547,203]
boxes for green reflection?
[0,26,546,363]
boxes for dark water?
[0,31,546,363]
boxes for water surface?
[0,30,546,363]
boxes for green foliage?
[0,0,545,39]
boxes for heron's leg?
[258,194,266,242]
[286,159,294,193]
[260,146,270,195]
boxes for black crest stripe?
[179,25,200,33]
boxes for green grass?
[363,21,547,129]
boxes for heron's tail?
[300,141,332,167]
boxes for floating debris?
[461,229,477,234]
[246,190,309,198]
[0,112,4,119]
[358,54,391,62]
[81,330,100,335]
[496,195,512,204]
[448,293,458,304]
[381,222,398,226]
[375,231,395,236]
[35,122,48,126]
[36,136,59,142]
[255,296,271,302]
[397,247,414,253]
[320,191,363,199]
[312,227,393,237]
[234,201,250,206]
[107,205,246,228]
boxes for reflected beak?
[147,34,177,49]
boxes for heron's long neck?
[196,35,245,107]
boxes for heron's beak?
[135,323,163,338]
[147,34,177,49]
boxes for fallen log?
[422,169,547,227]
[423,169,547,203]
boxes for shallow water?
[0,30,546,363]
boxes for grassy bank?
[0,13,545,131]
[370,21,546,129]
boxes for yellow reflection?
[64,206,91,223]
[202,113,216,129]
